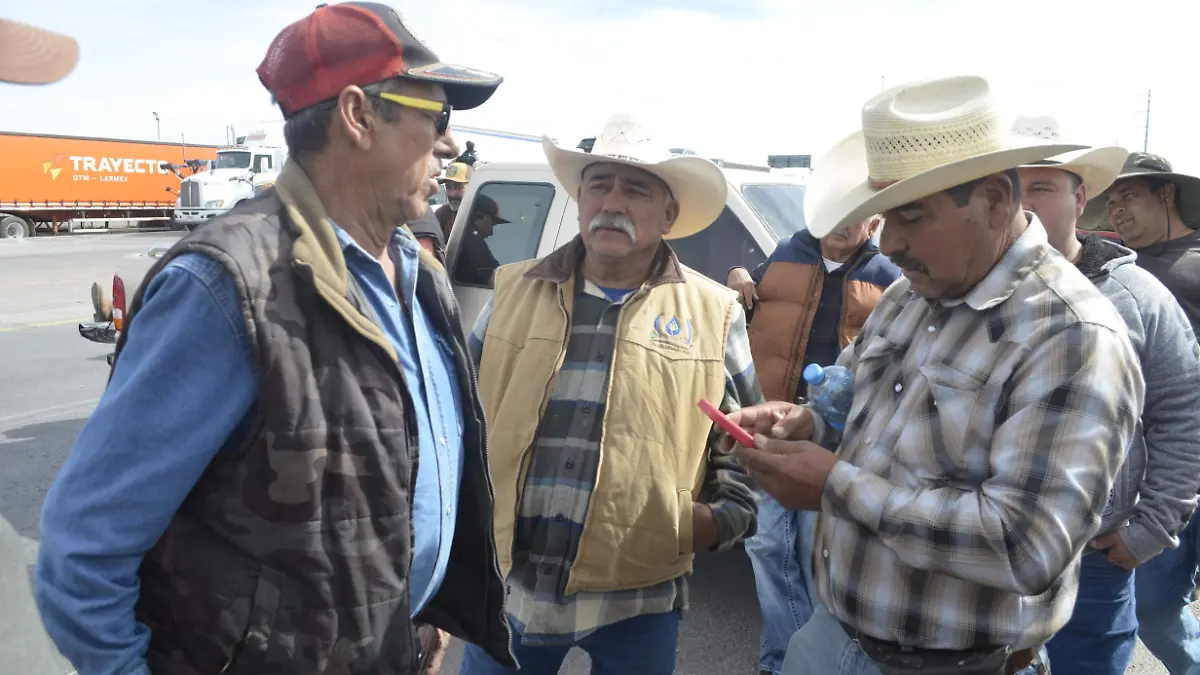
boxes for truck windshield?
[740,184,806,240]
[215,151,252,170]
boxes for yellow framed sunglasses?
[377,92,451,135]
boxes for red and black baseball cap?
[258,2,503,117]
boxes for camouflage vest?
[113,162,513,674]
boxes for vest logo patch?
[650,314,694,349]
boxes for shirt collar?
[330,222,413,257]
[934,212,1051,312]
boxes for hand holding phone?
[697,399,756,448]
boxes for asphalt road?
[0,231,1183,674]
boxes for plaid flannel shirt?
[810,218,1145,651]
[469,274,761,645]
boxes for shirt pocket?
[846,336,899,428]
[909,362,991,481]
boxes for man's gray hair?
[279,79,405,156]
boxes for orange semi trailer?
[0,132,220,238]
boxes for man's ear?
[981,173,1016,229]
[662,198,680,235]
[1163,182,1177,207]
[1074,182,1089,218]
[336,86,373,150]
[867,214,883,235]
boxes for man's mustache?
[588,212,637,243]
[889,254,927,273]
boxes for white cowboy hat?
[541,113,727,240]
[1010,115,1128,196]
[803,75,1086,238]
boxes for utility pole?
[1142,90,1151,152]
[152,112,160,140]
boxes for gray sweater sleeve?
[1121,284,1200,563]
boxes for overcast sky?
[4,0,1196,173]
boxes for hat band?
[595,153,649,164]
[869,177,900,190]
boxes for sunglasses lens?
[438,109,450,135]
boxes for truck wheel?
[1,215,31,239]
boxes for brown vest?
[749,262,884,402]
[115,162,513,675]
[478,240,736,593]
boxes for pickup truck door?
[445,164,571,332]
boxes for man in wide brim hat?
[540,114,728,240]
[1080,152,1200,234]
[726,75,1144,675]
[462,113,762,673]
[802,77,1083,239]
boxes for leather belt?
[838,621,1044,675]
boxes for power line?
[1141,90,1151,153]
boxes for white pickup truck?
[81,154,810,359]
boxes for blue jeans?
[1045,551,1137,675]
[745,493,819,674]
[458,610,681,675]
[1136,512,1200,675]
[781,605,1049,675]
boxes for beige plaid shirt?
[811,218,1145,651]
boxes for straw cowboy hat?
[0,18,79,85]
[1010,115,1128,196]
[803,75,1086,238]
[541,113,727,240]
[1079,152,1200,230]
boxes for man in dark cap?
[34,3,514,674]
[454,194,508,286]
[1087,153,1200,675]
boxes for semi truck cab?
[173,128,285,230]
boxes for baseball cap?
[0,18,79,85]
[438,162,473,185]
[258,2,503,117]
[472,194,510,224]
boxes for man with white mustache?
[589,211,638,242]
[460,114,762,674]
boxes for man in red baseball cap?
[34,4,514,675]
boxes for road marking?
[0,318,90,333]
[0,398,101,424]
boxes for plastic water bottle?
[803,363,855,432]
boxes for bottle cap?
[803,363,824,385]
